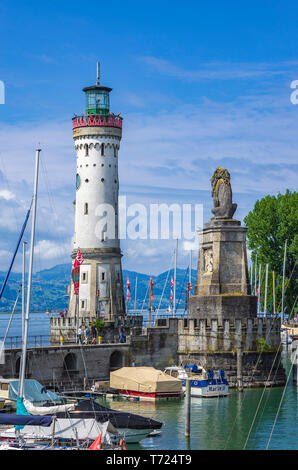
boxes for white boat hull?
[183,383,229,397]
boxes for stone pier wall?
[178,317,281,353]
[0,344,131,391]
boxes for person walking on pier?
[77,325,83,344]
[119,324,126,343]
[91,323,98,344]
[84,325,90,344]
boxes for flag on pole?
[72,249,84,295]
[126,275,131,302]
[170,276,174,302]
[256,284,259,299]
[150,276,154,301]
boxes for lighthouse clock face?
[76,173,81,190]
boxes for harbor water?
[101,352,297,450]
[0,312,297,450]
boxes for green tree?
[244,190,298,317]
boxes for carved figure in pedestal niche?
[204,249,213,273]
[211,167,237,219]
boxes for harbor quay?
[0,315,285,390]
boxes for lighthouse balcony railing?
[72,113,122,129]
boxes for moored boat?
[110,366,183,401]
[164,364,229,397]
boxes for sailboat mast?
[19,149,41,399]
[22,241,27,339]
[281,239,288,323]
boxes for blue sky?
[0,0,297,275]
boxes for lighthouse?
[68,64,125,325]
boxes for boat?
[54,397,163,443]
[110,366,183,401]
[0,378,66,411]
[0,411,124,449]
[281,324,298,344]
[164,363,229,397]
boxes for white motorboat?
[164,364,229,397]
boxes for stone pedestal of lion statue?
[189,167,255,321]
[181,167,286,388]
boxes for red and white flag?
[150,276,154,301]
[126,275,131,302]
[72,249,84,295]
[170,276,174,302]
[74,249,84,268]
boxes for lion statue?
[211,167,237,219]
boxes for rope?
[266,348,297,450]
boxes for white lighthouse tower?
[68,64,125,325]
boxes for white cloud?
[139,56,298,81]
[0,190,15,200]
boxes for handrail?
[72,114,122,129]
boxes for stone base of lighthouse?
[68,247,126,324]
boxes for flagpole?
[109,271,113,322]
[149,277,152,328]
[264,263,268,316]
[258,264,261,314]
[273,270,276,315]
[189,250,192,308]
[173,239,178,317]
[254,253,257,296]
[134,276,138,311]
[281,239,287,323]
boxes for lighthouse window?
[101,144,104,156]
[84,144,89,156]
[84,203,88,215]
[85,179,89,183]
[101,178,105,182]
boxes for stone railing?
[72,114,122,129]
[178,317,281,353]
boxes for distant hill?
[0,264,196,313]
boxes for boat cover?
[8,380,64,404]
[110,367,182,394]
[0,419,117,444]
[14,419,117,441]
[55,399,163,430]
[23,399,75,415]
[0,414,52,427]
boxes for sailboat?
[0,149,163,448]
